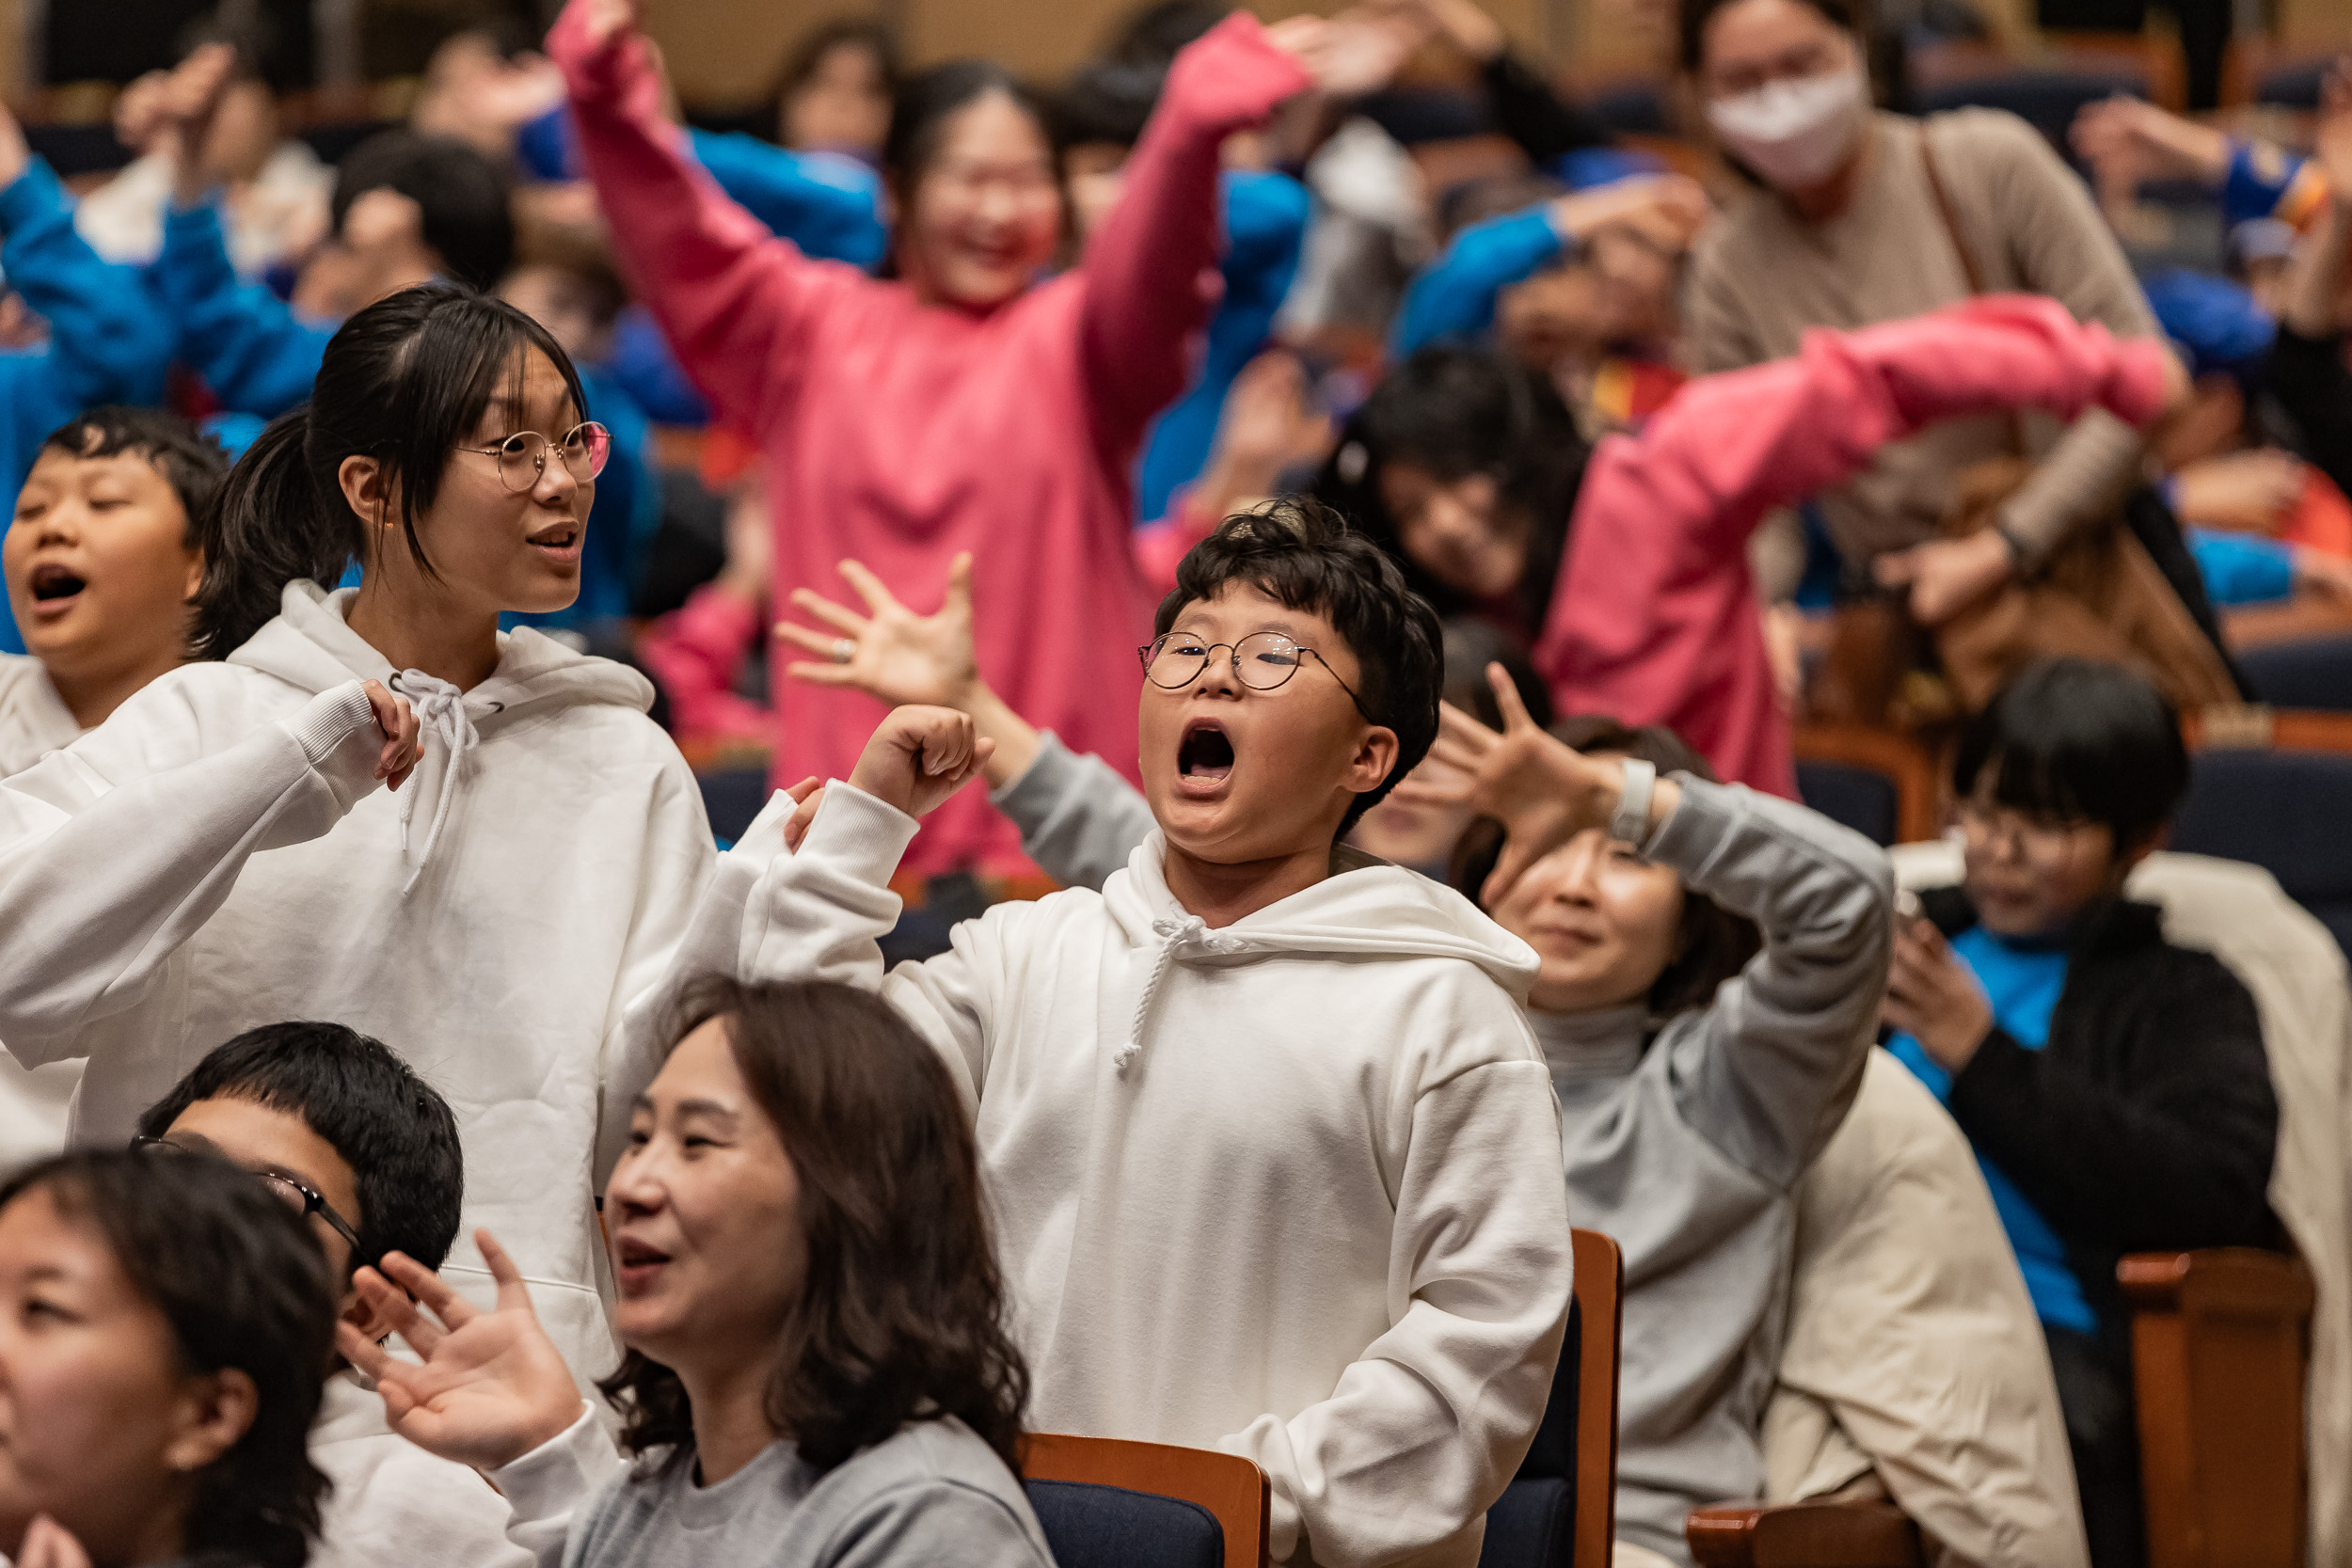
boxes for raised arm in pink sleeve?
[1536,294,2170,797]
[1077,14,1311,449]
[548,0,857,430]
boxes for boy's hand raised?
[336,1230,583,1473]
[847,706,993,821]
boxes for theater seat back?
[1025,1479,1227,1568]
[2169,749,2352,958]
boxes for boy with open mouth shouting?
[682,498,1575,1568]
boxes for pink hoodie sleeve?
[1537,294,2170,796]
[548,0,856,431]
[1076,15,1311,449]
[637,583,772,751]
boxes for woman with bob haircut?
[1409,679,1893,1563]
[338,974,1053,1568]
[0,283,726,1388]
[0,1148,338,1568]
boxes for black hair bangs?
[38,406,229,548]
[1952,657,2189,848]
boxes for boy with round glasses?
[675,497,1576,1568]
[1880,657,2280,1568]
[135,1022,532,1568]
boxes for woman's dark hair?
[1055,57,1164,152]
[1315,345,1587,632]
[137,1022,464,1279]
[599,975,1030,1475]
[192,285,587,659]
[39,407,230,547]
[1453,716,1761,1018]
[1158,497,1445,833]
[1104,0,1230,65]
[1677,0,1864,72]
[0,1150,334,1568]
[1439,617,1552,733]
[773,17,901,111]
[331,129,516,291]
[1952,657,2189,852]
[882,60,1059,197]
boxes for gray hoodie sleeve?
[986,732,1155,893]
[1646,777,1895,1189]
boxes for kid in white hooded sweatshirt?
[696,501,1575,1568]
[0,289,716,1385]
[0,409,226,1164]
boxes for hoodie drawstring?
[1120,915,1247,1075]
[390,670,480,896]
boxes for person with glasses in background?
[0,285,735,1397]
[134,1022,533,1568]
[1880,657,2282,1568]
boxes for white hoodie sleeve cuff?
[488,1402,619,1566]
[279,681,382,811]
[803,780,921,880]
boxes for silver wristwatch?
[1609,757,1658,849]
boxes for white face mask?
[1706,66,1868,190]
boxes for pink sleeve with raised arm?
[1075,14,1311,450]
[1538,295,2170,797]
[548,0,861,430]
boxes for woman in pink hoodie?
[549,0,1318,874]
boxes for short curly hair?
[1157,496,1444,834]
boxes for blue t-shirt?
[1889,926,2098,1336]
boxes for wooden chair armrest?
[1688,1499,1926,1568]
[2117,1248,2315,1319]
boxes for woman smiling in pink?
[550,0,1328,873]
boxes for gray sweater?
[494,1408,1055,1568]
[1543,781,1890,1563]
[994,737,1893,1565]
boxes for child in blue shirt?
[1881,657,2280,1568]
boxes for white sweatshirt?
[0,582,718,1382]
[0,653,79,778]
[0,654,88,1167]
[691,783,1574,1568]
[310,1370,534,1568]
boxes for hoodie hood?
[1104,828,1541,1073]
[229,580,657,891]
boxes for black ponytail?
[191,284,589,660]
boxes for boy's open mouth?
[1177,719,1235,784]
[25,563,85,612]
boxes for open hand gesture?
[1416,665,1661,903]
[846,706,993,821]
[335,1230,584,1473]
[778,555,978,711]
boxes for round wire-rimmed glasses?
[457,420,612,493]
[1136,630,1375,721]
[132,1134,367,1259]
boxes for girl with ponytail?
[0,283,724,1388]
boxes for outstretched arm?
[0,680,416,1061]
[1390,176,1706,357]
[0,103,172,415]
[1535,296,2176,771]
[1077,14,1313,450]
[549,0,859,428]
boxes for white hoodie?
[689,782,1575,1568]
[310,1369,533,1568]
[0,581,717,1382]
[0,653,79,778]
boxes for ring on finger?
[831,638,855,664]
